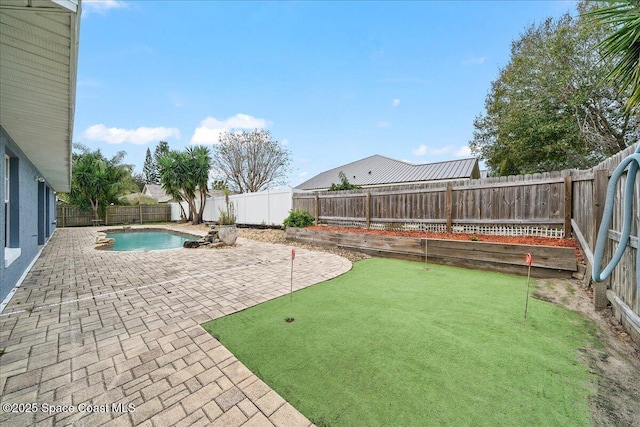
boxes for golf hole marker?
[423,238,429,271]
[286,249,296,323]
[524,252,533,322]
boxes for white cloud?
[455,145,472,156]
[82,124,180,145]
[412,144,427,156]
[376,121,390,128]
[411,144,456,157]
[392,99,400,107]
[190,113,269,145]
[298,172,309,178]
[280,139,289,146]
[83,0,128,14]
[462,57,486,65]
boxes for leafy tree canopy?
[153,141,170,184]
[328,171,362,191]
[212,130,292,193]
[143,147,157,185]
[470,2,639,176]
[130,172,145,192]
[66,144,137,219]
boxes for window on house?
[4,155,9,246]
[4,154,20,267]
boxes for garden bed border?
[287,227,577,278]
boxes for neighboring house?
[0,0,81,303]
[296,155,481,191]
[142,184,225,203]
[142,184,174,203]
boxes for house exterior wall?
[1,126,56,303]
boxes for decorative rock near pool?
[218,224,238,245]
[95,237,115,246]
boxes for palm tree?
[157,147,212,224]
[68,144,135,219]
[157,152,189,221]
[587,0,640,113]
[186,146,212,224]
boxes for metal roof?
[296,155,480,191]
[0,0,80,192]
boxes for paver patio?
[0,226,351,426]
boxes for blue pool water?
[105,231,192,251]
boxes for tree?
[211,179,229,191]
[586,0,640,113]
[212,130,291,193]
[157,146,212,224]
[143,148,157,184]
[153,141,170,184]
[470,3,638,176]
[67,144,137,219]
[157,152,187,221]
[188,146,213,223]
[328,171,362,191]
[131,172,145,192]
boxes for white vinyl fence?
[170,188,294,225]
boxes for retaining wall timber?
[287,228,577,278]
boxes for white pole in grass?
[524,253,533,322]
[424,238,427,265]
[423,238,430,271]
[287,249,296,323]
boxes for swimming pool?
[104,230,193,251]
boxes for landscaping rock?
[218,225,238,245]
[95,237,115,246]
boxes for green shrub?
[218,190,237,225]
[328,171,362,191]
[283,209,315,229]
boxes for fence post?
[446,184,452,234]
[563,175,572,238]
[139,205,143,224]
[593,168,609,310]
[62,206,66,228]
[314,193,319,226]
[105,206,109,226]
[365,192,371,229]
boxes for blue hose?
[592,144,639,291]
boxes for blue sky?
[75,0,577,187]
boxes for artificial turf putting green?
[203,258,597,427]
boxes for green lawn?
[203,258,598,427]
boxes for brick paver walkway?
[0,226,351,426]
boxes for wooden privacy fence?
[292,143,639,340]
[57,205,171,227]
[293,171,573,238]
[571,144,638,341]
